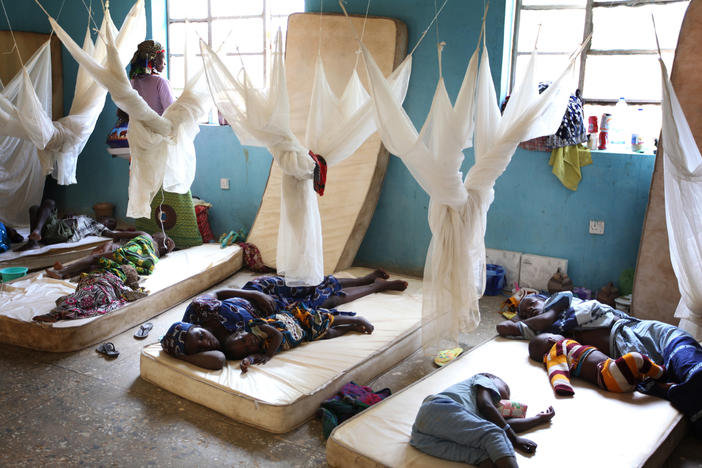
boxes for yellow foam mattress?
[140,268,423,433]
[0,244,242,352]
[327,338,686,468]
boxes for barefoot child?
[529,333,666,395]
[410,373,555,467]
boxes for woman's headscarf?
[161,321,193,356]
[129,40,165,78]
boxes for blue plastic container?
[0,266,28,282]
[485,264,506,296]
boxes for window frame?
[166,0,301,122]
[510,0,688,107]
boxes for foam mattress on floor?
[0,244,242,352]
[0,231,111,271]
[140,269,423,433]
[326,337,686,468]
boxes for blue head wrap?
[161,321,193,356]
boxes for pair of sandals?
[95,322,154,359]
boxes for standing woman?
[128,40,174,115]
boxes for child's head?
[479,372,511,399]
[226,330,263,359]
[518,294,547,319]
[160,321,220,356]
[528,333,565,362]
[151,232,175,257]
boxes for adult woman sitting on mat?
[160,270,408,370]
[45,230,175,281]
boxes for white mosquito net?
[39,0,146,185]
[0,42,52,227]
[362,31,579,345]
[49,9,209,219]
[200,30,411,286]
[0,1,145,227]
[659,58,702,339]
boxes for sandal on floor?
[134,322,153,339]
[96,342,119,358]
[434,347,463,367]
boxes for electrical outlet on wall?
[220,178,230,190]
[589,220,605,235]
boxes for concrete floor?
[1,274,700,467]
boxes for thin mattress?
[0,243,242,352]
[140,268,423,433]
[0,227,111,271]
[326,337,686,468]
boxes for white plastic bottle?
[611,97,629,150]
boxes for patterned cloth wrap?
[249,304,334,353]
[161,321,194,356]
[320,381,392,438]
[33,271,147,322]
[243,274,345,314]
[98,234,159,282]
[129,40,164,78]
[0,222,9,253]
[183,294,259,334]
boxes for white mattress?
[0,228,110,271]
[0,244,242,351]
[327,337,686,468]
[140,268,423,433]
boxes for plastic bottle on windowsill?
[610,97,630,151]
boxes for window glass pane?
[221,54,265,89]
[168,22,209,55]
[168,0,207,19]
[517,9,585,53]
[168,56,185,90]
[592,2,689,51]
[522,0,585,6]
[514,53,579,89]
[211,0,263,16]
[212,18,264,54]
[583,52,673,101]
[269,0,305,15]
[584,103,660,153]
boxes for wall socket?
[220,178,230,190]
[589,220,605,235]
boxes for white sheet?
[327,338,684,468]
[0,243,239,328]
[0,227,106,263]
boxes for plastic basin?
[0,266,28,282]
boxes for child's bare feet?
[45,268,63,279]
[361,268,390,283]
[374,277,408,292]
[28,230,42,242]
[17,239,41,251]
[351,316,374,334]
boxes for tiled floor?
[0,280,700,467]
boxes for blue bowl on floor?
[0,266,28,282]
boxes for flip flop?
[434,347,463,367]
[96,342,119,358]
[134,322,153,339]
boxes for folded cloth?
[549,144,592,191]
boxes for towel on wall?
[549,144,592,191]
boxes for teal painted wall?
[3,0,655,292]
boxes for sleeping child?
[410,372,555,467]
[529,333,667,395]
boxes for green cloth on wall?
[135,189,203,249]
[549,144,592,191]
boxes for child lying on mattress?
[410,373,555,467]
[45,230,174,281]
[160,270,407,371]
[529,333,667,395]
